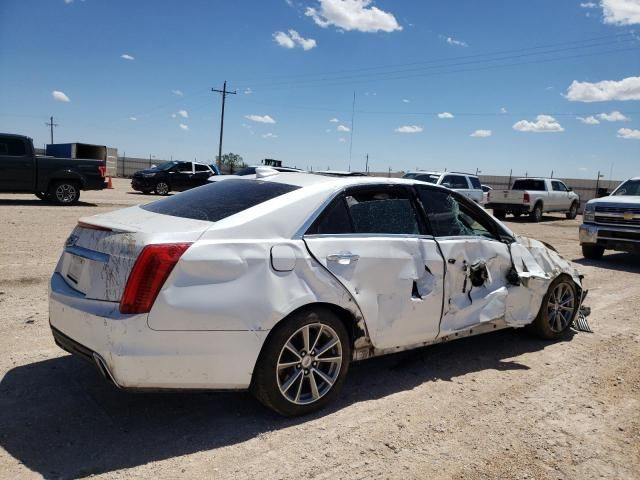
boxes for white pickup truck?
[486,178,580,222]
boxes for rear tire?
[582,244,604,260]
[528,275,578,340]
[493,210,506,220]
[529,204,543,222]
[34,192,50,201]
[251,307,351,417]
[566,202,578,219]
[49,181,80,205]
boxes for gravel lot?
[1,178,638,480]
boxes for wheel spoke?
[284,342,301,360]
[277,360,299,370]
[302,325,310,353]
[316,338,339,357]
[281,369,303,393]
[312,367,335,387]
[310,325,324,353]
[294,374,305,402]
[309,371,320,400]
[317,356,341,363]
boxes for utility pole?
[45,116,58,144]
[365,153,369,173]
[595,170,605,196]
[349,91,356,171]
[212,81,237,169]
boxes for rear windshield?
[142,179,300,221]
[512,179,545,191]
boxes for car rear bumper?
[486,202,531,213]
[579,223,640,252]
[49,272,268,390]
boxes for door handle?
[327,252,360,265]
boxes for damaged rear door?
[417,187,515,336]
[304,185,445,350]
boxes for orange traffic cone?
[107,176,114,189]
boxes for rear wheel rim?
[156,182,168,195]
[276,323,343,405]
[55,184,76,203]
[547,282,575,332]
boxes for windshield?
[512,179,545,191]
[416,174,440,184]
[402,173,418,179]
[156,161,179,171]
[612,180,640,196]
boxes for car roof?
[405,171,477,177]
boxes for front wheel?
[582,244,604,260]
[251,307,351,416]
[566,202,578,219]
[154,181,170,195]
[50,181,80,205]
[528,275,578,340]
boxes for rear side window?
[0,138,26,156]
[142,179,300,222]
[441,175,469,189]
[552,181,567,192]
[512,179,545,191]
[469,176,482,189]
[194,164,210,172]
[306,197,353,235]
[415,174,440,184]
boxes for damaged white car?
[49,170,589,416]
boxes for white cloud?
[178,110,188,118]
[500,107,508,114]
[338,137,346,142]
[437,112,454,119]
[337,124,351,132]
[598,111,629,121]
[244,87,253,95]
[470,129,492,137]
[402,98,410,103]
[273,30,317,50]
[513,115,564,133]
[565,76,640,102]
[171,113,177,118]
[617,127,640,139]
[262,132,278,139]
[120,54,135,61]
[602,0,640,25]
[305,0,402,33]
[395,125,423,133]
[577,116,600,125]
[52,90,70,102]
[580,2,598,7]
[179,123,189,131]
[172,89,184,96]
[446,36,468,47]
[245,114,276,124]
[329,117,339,122]
[129,116,137,121]
[64,0,73,4]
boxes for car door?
[416,186,514,336]
[168,162,192,191]
[0,136,32,191]
[552,181,570,211]
[304,185,445,350]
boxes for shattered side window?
[345,188,421,235]
[306,196,353,235]
[419,188,496,239]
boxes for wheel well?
[534,200,543,209]
[49,178,81,191]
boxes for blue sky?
[1,0,639,179]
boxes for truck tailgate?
[491,190,524,204]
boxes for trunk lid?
[57,206,212,302]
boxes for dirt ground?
[0,178,638,480]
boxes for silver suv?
[402,171,483,203]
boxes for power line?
[212,80,237,168]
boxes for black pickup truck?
[0,133,107,205]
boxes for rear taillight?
[98,165,106,177]
[523,192,530,203]
[119,243,192,314]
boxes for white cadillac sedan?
[50,169,587,416]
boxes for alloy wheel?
[55,184,77,203]
[547,282,575,332]
[276,323,343,405]
[156,182,169,195]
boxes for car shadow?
[0,329,566,478]
[0,199,98,207]
[573,252,640,273]
[125,192,173,197]
[501,214,571,224]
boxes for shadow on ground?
[573,252,640,273]
[0,329,565,478]
[0,199,98,207]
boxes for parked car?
[402,171,483,203]
[0,133,107,204]
[208,165,304,182]
[50,172,588,416]
[486,178,580,222]
[579,177,640,259]
[131,161,220,195]
[481,184,492,204]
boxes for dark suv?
[131,161,220,195]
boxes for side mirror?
[567,187,573,191]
